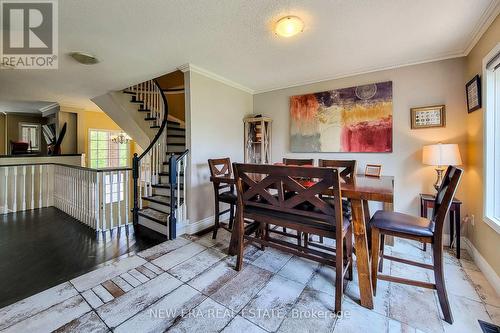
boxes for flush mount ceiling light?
[274,16,304,37]
[69,52,99,65]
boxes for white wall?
[253,58,468,217]
[186,71,253,225]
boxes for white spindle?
[13,166,17,212]
[110,171,114,229]
[3,167,8,214]
[101,172,106,230]
[21,166,26,211]
[117,171,122,228]
[95,172,101,230]
[30,165,35,209]
[125,170,129,225]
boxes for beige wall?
[465,14,500,276]
[254,58,468,221]
[57,111,78,154]
[165,93,185,122]
[186,71,253,224]
[4,113,48,153]
[0,113,5,155]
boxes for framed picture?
[410,105,446,129]
[466,75,481,113]
[365,164,382,177]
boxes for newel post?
[132,153,139,225]
[168,153,177,239]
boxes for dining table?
[210,172,394,310]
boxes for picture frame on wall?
[466,75,481,113]
[410,105,446,129]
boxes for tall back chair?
[282,158,314,166]
[208,158,237,239]
[233,163,353,313]
[370,166,463,324]
[318,159,357,181]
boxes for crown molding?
[252,52,464,95]
[177,63,254,94]
[463,0,500,55]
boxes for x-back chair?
[208,158,237,239]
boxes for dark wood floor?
[0,207,167,308]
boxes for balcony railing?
[0,163,132,232]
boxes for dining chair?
[208,158,237,239]
[370,166,463,324]
[318,159,357,180]
[233,163,353,313]
[282,158,314,166]
[274,158,315,236]
[311,159,357,245]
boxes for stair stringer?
[91,91,155,149]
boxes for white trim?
[177,63,255,94]
[483,43,500,234]
[484,216,500,234]
[463,0,500,55]
[463,237,500,295]
[177,212,230,236]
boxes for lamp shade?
[422,143,462,167]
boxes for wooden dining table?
[210,173,394,310]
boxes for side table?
[420,193,463,259]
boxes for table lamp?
[422,143,462,191]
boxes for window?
[89,129,130,169]
[484,44,500,234]
[104,173,125,204]
[19,123,41,151]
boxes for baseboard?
[177,212,229,236]
[462,237,500,295]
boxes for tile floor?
[0,230,498,333]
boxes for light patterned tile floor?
[0,231,498,333]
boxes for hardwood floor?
[0,207,167,308]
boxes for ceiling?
[0,0,498,109]
[0,101,58,114]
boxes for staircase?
[122,80,188,239]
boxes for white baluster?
[117,170,122,228]
[21,166,26,211]
[13,166,17,212]
[3,167,8,214]
[30,165,35,209]
[125,170,129,225]
[109,171,114,230]
[95,172,101,231]
[102,172,106,230]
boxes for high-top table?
[210,173,394,310]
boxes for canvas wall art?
[290,81,393,152]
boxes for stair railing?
[132,79,169,225]
[168,149,189,239]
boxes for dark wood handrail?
[138,79,169,160]
[132,78,170,226]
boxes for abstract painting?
[290,81,393,152]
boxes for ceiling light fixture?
[274,16,304,38]
[69,52,99,65]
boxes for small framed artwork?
[410,105,446,129]
[466,75,481,113]
[365,164,382,177]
